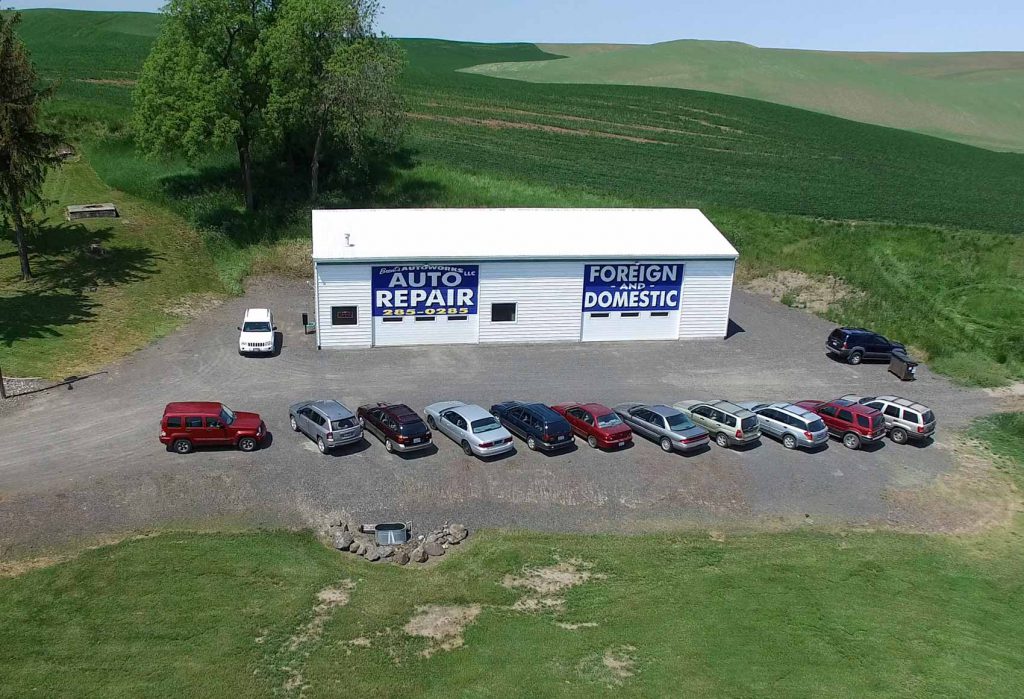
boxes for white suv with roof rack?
[238,308,276,355]
[839,394,936,444]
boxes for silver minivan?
[288,399,363,453]
[737,401,829,450]
[841,395,936,444]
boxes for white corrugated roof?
[311,208,738,262]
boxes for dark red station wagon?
[551,402,633,449]
[160,402,267,454]
[795,398,885,450]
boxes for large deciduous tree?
[0,12,62,281]
[132,0,275,211]
[265,0,403,200]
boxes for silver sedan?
[613,402,709,453]
[289,399,363,454]
[424,401,515,457]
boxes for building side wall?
[678,259,735,339]
[316,263,372,348]
[478,262,584,343]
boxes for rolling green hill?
[462,40,1024,152]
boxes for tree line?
[1,1,402,281]
[132,0,405,211]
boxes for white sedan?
[423,401,515,457]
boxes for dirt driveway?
[0,278,1000,557]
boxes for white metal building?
[311,208,738,349]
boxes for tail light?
[480,440,495,448]
[327,433,335,443]
[396,434,409,444]
[917,426,925,433]
[842,340,848,349]
[804,431,813,440]
[542,433,554,442]
[682,434,705,443]
[735,429,743,439]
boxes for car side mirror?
[237,326,241,331]
[273,326,278,331]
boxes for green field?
[2,414,1022,697]
[2,9,1022,385]
[463,40,1024,152]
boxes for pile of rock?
[327,519,469,566]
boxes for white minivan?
[238,308,276,355]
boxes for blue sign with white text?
[583,263,684,312]
[372,264,479,317]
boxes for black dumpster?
[889,349,918,381]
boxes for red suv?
[795,398,886,450]
[551,402,633,449]
[160,402,267,454]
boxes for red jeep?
[160,402,267,454]
[795,398,886,450]
[551,402,633,449]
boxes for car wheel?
[290,416,299,432]
[527,436,537,451]
[461,440,473,456]
[890,427,908,445]
[317,436,326,453]
[427,415,436,429]
[782,434,797,450]
[238,437,257,452]
[660,436,672,452]
[848,351,863,365]
[172,439,192,454]
[385,439,394,453]
[588,435,599,449]
[716,432,730,448]
[842,432,861,450]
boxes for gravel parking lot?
[0,277,999,557]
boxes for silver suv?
[736,402,829,450]
[840,395,936,444]
[673,400,761,448]
[288,399,363,453]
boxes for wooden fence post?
[0,364,6,400]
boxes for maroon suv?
[795,398,886,450]
[357,402,432,453]
[160,402,267,454]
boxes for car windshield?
[219,406,236,425]
[807,419,826,432]
[596,413,622,427]
[331,417,356,430]
[666,414,694,430]
[243,321,271,332]
[471,418,501,434]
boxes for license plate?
[412,438,421,444]
[559,435,567,441]
[617,441,624,447]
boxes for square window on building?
[332,306,357,326]
[492,303,517,322]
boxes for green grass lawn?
[0,158,223,379]
[2,415,1022,698]
[463,39,1024,152]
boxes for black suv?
[357,402,432,453]
[826,327,905,365]
[490,401,574,452]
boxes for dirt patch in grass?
[164,292,224,320]
[403,604,482,657]
[577,645,638,686]
[77,78,137,87]
[502,559,599,595]
[885,437,1021,534]
[287,581,356,651]
[407,112,672,145]
[556,621,598,630]
[744,270,862,314]
[512,596,566,613]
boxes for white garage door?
[580,262,684,342]
[581,310,681,342]
[372,315,479,346]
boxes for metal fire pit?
[375,523,409,546]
